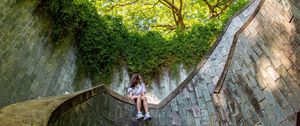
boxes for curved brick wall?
[214,0,300,125]
[0,0,79,108]
[47,0,300,125]
[1,0,300,125]
[47,0,266,125]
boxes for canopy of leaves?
[95,0,248,33]
[38,0,248,84]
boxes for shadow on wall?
[252,0,300,124]
[293,1,300,85]
[292,1,300,124]
[212,0,300,125]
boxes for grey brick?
[170,99,178,112]
[192,104,201,118]
[171,111,180,125]
[194,85,204,98]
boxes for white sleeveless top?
[127,82,146,96]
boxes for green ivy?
[37,0,248,84]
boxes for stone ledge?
[0,93,79,126]
[0,85,105,126]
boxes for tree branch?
[158,0,172,9]
[214,0,221,8]
[130,6,156,15]
[179,0,183,13]
[159,0,179,11]
[106,0,139,12]
[152,1,160,8]
[171,0,178,25]
[143,0,159,8]
[211,0,234,18]
[125,1,160,18]
[145,0,159,8]
[178,0,183,26]
[150,24,176,30]
[203,0,214,14]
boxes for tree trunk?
[177,13,185,29]
[160,0,185,30]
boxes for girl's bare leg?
[141,96,149,113]
[131,95,142,112]
[136,96,142,112]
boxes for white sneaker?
[136,112,144,120]
[144,113,151,121]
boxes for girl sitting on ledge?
[128,74,152,121]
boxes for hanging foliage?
[37,0,248,84]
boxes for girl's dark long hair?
[130,73,140,88]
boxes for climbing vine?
[37,0,248,84]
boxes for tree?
[203,0,234,18]
[95,0,240,32]
[156,0,185,29]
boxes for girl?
[128,74,151,121]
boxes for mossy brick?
[206,101,216,116]
[186,110,196,126]
[0,13,5,23]
[158,110,166,125]
[163,105,172,124]
[109,99,117,122]
[114,101,123,124]
[170,99,178,112]
[177,103,188,125]
[1,50,11,61]
[150,109,159,126]
[194,85,204,98]
[201,85,211,102]
[189,92,197,104]
[197,97,206,110]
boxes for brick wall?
[47,0,300,125]
[0,0,79,107]
[2,0,300,125]
[213,0,300,125]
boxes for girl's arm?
[141,82,146,96]
[139,75,146,96]
[129,92,133,98]
[127,88,133,98]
